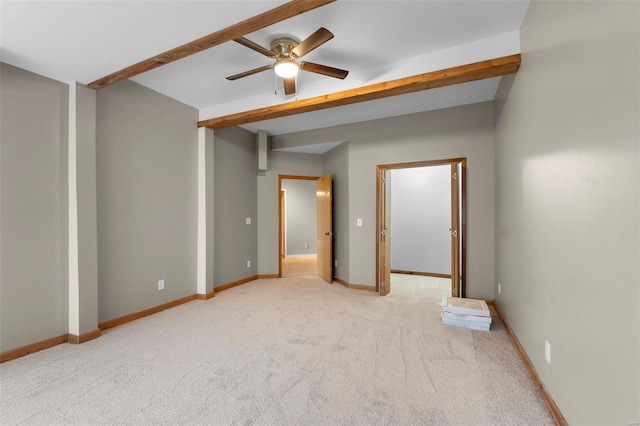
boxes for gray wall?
[272,102,495,298]
[0,63,69,351]
[390,166,451,275]
[214,127,257,285]
[96,80,198,323]
[281,179,316,256]
[257,151,323,276]
[494,1,639,424]
[322,142,349,282]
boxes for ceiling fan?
[226,27,349,95]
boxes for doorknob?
[324,232,334,236]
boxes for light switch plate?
[246,218,251,225]
[356,218,363,227]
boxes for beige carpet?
[0,277,553,425]
[390,273,451,298]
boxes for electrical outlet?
[498,283,501,294]
[545,340,551,363]
[305,243,309,249]
[356,218,363,227]
[334,260,338,268]
[247,260,251,268]
[245,217,251,225]
[158,280,165,290]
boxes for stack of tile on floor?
[441,297,492,331]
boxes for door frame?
[375,158,467,297]
[278,175,320,278]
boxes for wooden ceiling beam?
[88,0,335,90]
[198,54,521,130]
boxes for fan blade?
[300,62,348,79]
[283,77,296,95]
[292,27,334,58]
[233,37,275,58]
[226,65,273,81]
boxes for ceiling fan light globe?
[274,60,299,78]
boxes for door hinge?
[381,281,385,292]
[381,228,387,235]
[452,173,457,179]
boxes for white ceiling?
[272,140,345,155]
[1,1,530,136]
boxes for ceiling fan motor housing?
[270,37,298,59]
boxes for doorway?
[279,176,319,278]
[376,158,466,297]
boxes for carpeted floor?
[0,277,553,425]
[390,273,451,298]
